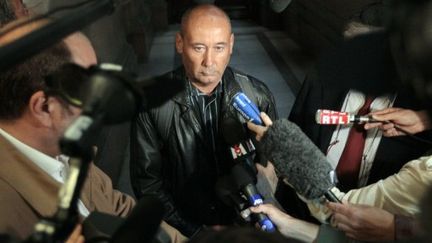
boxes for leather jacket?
[130,66,277,236]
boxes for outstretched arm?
[364,108,431,136]
[250,204,319,243]
[327,202,395,242]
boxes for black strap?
[234,72,258,105]
[154,101,175,142]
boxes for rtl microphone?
[232,92,263,125]
[260,119,341,203]
[231,164,276,232]
[315,109,378,125]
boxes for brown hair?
[0,41,71,120]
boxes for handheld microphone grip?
[232,93,263,125]
[324,189,342,203]
[243,184,276,232]
[255,213,276,232]
[222,117,259,173]
[232,164,276,232]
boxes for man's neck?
[0,120,57,157]
[189,80,221,95]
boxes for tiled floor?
[139,20,307,118]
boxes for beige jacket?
[0,135,186,242]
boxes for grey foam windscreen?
[260,119,334,199]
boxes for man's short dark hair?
[0,42,71,120]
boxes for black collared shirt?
[187,80,223,155]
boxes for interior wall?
[280,0,381,56]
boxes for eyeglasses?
[43,63,90,108]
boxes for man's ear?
[28,91,53,127]
[175,32,184,54]
[229,33,234,54]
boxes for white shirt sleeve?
[307,155,432,222]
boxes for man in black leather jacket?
[129,4,277,237]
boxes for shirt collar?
[0,128,65,183]
[187,79,223,97]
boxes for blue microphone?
[232,92,263,125]
[243,183,276,232]
[231,164,276,232]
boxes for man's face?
[48,33,96,154]
[176,15,234,90]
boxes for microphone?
[260,119,341,202]
[70,196,166,243]
[57,63,139,156]
[221,117,282,210]
[222,117,259,172]
[232,92,263,125]
[215,175,248,212]
[57,63,184,156]
[315,109,378,125]
[82,212,124,242]
[111,196,166,243]
[231,164,276,232]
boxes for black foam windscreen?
[221,116,257,165]
[138,72,185,111]
[231,163,256,190]
[110,196,164,243]
[215,175,247,211]
[260,119,334,200]
[82,212,124,243]
[221,117,249,145]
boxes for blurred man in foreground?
[0,19,186,242]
